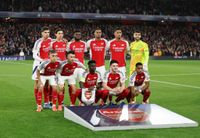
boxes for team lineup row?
[32,27,150,112]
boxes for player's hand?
[88,86,95,91]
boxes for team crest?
[85,91,92,100]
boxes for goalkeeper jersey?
[129,40,149,75]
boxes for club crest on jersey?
[85,91,92,100]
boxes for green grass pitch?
[0,60,200,138]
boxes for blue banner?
[0,56,25,61]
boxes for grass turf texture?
[0,60,199,138]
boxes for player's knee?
[59,85,64,91]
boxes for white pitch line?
[151,73,200,77]
[151,80,200,89]
[0,61,32,66]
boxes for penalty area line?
[151,80,200,89]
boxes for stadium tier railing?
[0,12,200,22]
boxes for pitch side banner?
[0,56,25,61]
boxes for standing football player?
[86,28,108,79]
[32,26,52,109]
[36,50,60,112]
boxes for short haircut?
[136,62,143,67]
[41,26,49,32]
[94,27,102,33]
[110,60,119,66]
[74,30,81,33]
[88,60,96,66]
[114,27,122,32]
[67,50,75,56]
[134,30,141,33]
[49,49,57,54]
[55,28,63,34]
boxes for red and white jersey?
[38,60,60,76]
[51,40,67,61]
[81,71,102,88]
[59,60,85,76]
[103,71,125,89]
[107,39,129,67]
[67,40,87,64]
[129,71,150,87]
[86,38,108,67]
[32,38,52,62]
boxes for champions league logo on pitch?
[90,104,151,126]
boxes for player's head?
[55,28,64,40]
[88,60,96,73]
[135,62,143,74]
[67,50,75,63]
[41,26,50,39]
[74,30,82,41]
[49,49,57,62]
[94,28,102,39]
[133,30,141,41]
[110,60,119,73]
[114,28,122,39]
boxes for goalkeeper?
[129,30,149,76]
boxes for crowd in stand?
[0,0,200,16]
[0,22,200,58]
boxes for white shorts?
[40,75,57,86]
[96,65,106,79]
[74,68,85,82]
[118,66,126,77]
[32,60,40,80]
[57,74,76,85]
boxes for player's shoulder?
[130,71,137,80]
[117,70,125,77]
[104,70,110,77]
[82,71,89,77]
[87,38,95,43]
[108,38,115,43]
[80,40,86,44]
[95,70,101,76]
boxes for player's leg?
[36,76,46,112]
[43,80,51,109]
[95,89,109,105]
[68,76,77,106]
[75,89,83,105]
[49,76,58,111]
[142,87,151,104]
[57,75,66,111]
[115,88,130,104]
[129,59,136,76]
[32,63,39,104]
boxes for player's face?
[134,32,141,40]
[89,63,96,73]
[74,32,82,40]
[55,31,64,40]
[94,30,102,39]
[136,65,143,74]
[110,63,119,73]
[42,30,50,39]
[114,30,122,39]
[67,54,75,63]
[49,53,57,62]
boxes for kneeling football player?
[129,62,151,104]
[76,60,109,105]
[102,60,131,105]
